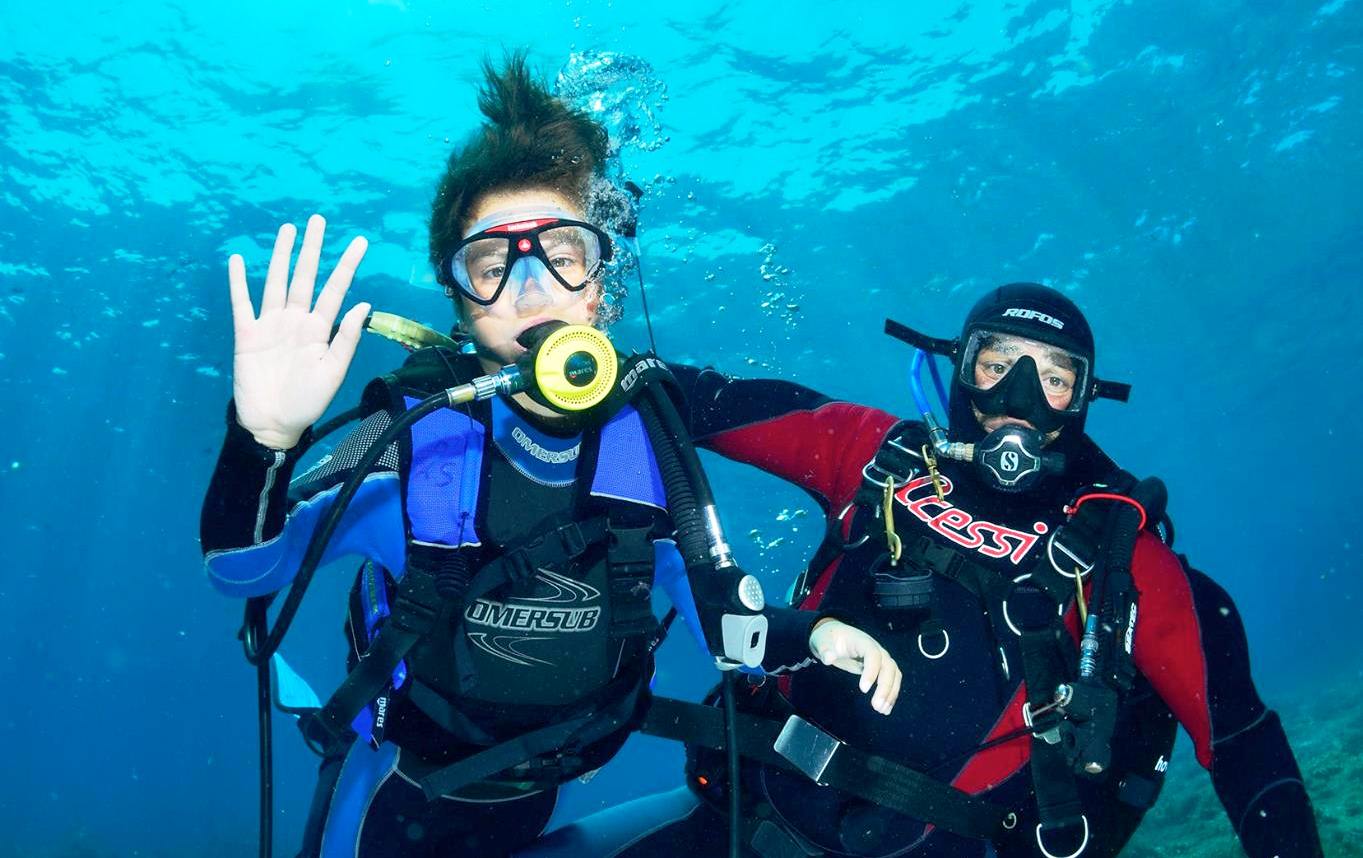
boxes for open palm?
[229,215,371,450]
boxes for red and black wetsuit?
[523,367,1322,858]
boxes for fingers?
[261,222,298,313]
[287,214,327,310]
[871,653,901,715]
[314,235,369,326]
[857,644,882,695]
[325,301,371,376]
[228,254,255,333]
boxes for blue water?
[1,1,1360,855]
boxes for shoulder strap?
[796,421,930,606]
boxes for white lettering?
[621,356,667,391]
[510,425,580,464]
[1002,307,1065,329]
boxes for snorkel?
[907,342,968,465]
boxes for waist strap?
[641,697,1011,841]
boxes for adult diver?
[523,282,1323,857]
[199,56,901,858]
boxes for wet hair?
[428,53,610,280]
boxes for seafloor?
[1125,673,1361,857]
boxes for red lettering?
[930,507,984,549]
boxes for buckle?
[1021,701,1065,745]
[556,522,588,558]
[861,458,912,491]
[774,715,843,785]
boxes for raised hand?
[809,618,903,716]
[228,215,371,450]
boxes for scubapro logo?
[1001,451,1019,472]
[1002,308,1064,329]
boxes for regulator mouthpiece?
[515,322,619,412]
[973,425,1065,493]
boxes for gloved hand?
[809,618,902,715]
[228,214,371,450]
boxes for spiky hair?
[428,53,609,276]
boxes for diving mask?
[442,207,612,306]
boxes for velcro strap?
[496,517,609,588]
[607,523,658,639]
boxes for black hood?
[948,282,1098,450]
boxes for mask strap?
[884,319,957,356]
[1091,379,1131,403]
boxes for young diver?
[200,57,901,858]
[523,283,1323,857]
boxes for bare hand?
[809,618,902,715]
[228,215,371,449]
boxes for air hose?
[631,373,760,858]
[242,322,762,858]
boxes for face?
[454,187,601,368]
[971,333,1078,433]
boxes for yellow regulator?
[531,325,619,412]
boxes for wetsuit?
[199,352,819,858]
[523,368,1322,858]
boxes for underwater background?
[2,0,1361,855]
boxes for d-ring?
[836,501,871,549]
[1046,532,1094,580]
[1035,816,1089,858]
[917,628,949,659]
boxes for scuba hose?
[242,314,459,858]
[628,364,762,858]
[241,355,533,668]
[241,322,591,858]
[241,319,761,858]
[908,347,973,466]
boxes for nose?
[508,258,552,312]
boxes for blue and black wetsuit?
[523,368,1322,858]
[199,351,820,858]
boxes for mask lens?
[447,219,607,304]
[960,330,1090,413]
[536,225,601,290]
[451,237,511,302]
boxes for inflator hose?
[242,390,452,668]
[633,385,714,572]
[632,382,745,858]
[242,346,746,858]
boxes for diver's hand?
[228,215,371,450]
[809,618,901,716]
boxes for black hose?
[242,389,449,667]
[246,602,274,858]
[634,387,713,571]
[312,406,365,444]
[632,384,742,858]
[722,670,742,858]
[240,356,741,858]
